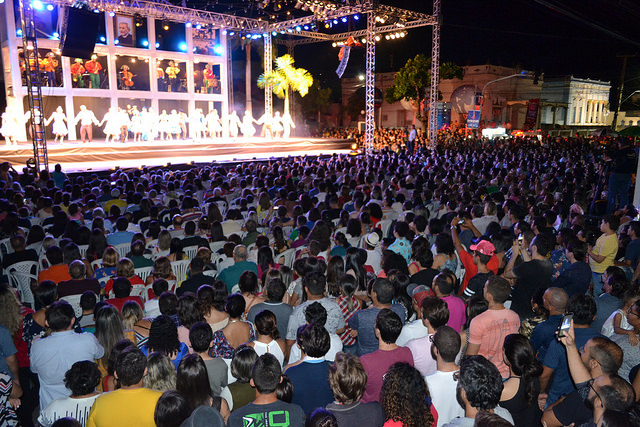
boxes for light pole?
[478,71,529,123]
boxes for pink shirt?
[360,347,414,403]
[443,295,466,333]
[406,335,436,377]
[468,308,520,378]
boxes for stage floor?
[0,137,354,172]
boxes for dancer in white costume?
[281,111,295,139]
[169,110,181,140]
[117,108,131,143]
[206,109,223,138]
[130,107,143,143]
[256,111,273,139]
[158,110,171,140]
[241,110,257,138]
[227,111,242,138]
[99,107,121,143]
[144,107,158,141]
[74,105,99,143]
[0,107,21,145]
[189,109,206,140]
[272,111,284,139]
[45,106,68,143]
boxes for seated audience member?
[86,347,162,426]
[56,260,100,298]
[360,309,414,403]
[227,354,305,427]
[176,257,215,296]
[188,321,228,397]
[180,221,209,249]
[105,277,143,311]
[288,302,342,364]
[466,276,520,378]
[325,352,384,426]
[426,326,465,426]
[541,294,601,406]
[106,216,135,246]
[246,310,287,367]
[543,333,623,427]
[31,301,104,410]
[141,314,189,368]
[433,271,466,333]
[247,278,292,339]
[286,272,346,350]
[78,291,98,332]
[92,247,118,281]
[348,278,406,356]
[144,279,169,318]
[285,323,334,414]
[104,258,146,297]
[381,362,435,427]
[153,390,191,427]
[530,287,568,361]
[38,246,72,284]
[128,240,154,269]
[551,240,592,297]
[38,361,101,427]
[158,291,179,325]
[610,297,640,380]
[2,234,38,273]
[592,268,626,333]
[442,355,514,426]
[499,334,543,426]
[405,296,450,377]
[217,245,259,292]
[228,346,259,411]
[209,294,255,359]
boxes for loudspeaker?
[59,8,102,59]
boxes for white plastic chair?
[183,245,199,260]
[171,259,190,285]
[77,244,89,257]
[153,249,170,260]
[98,276,111,288]
[113,243,130,258]
[216,255,234,272]
[0,238,13,256]
[202,270,217,278]
[278,248,296,269]
[134,266,154,282]
[378,220,393,238]
[60,294,83,317]
[26,241,43,255]
[216,200,228,217]
[7,261,39,308]
[209,241,226,254]
[91,258,102,271]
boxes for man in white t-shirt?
[363,232,382,274]
[396,285,431,346]
[425,326,464,427]
[405,296,449,377]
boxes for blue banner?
[467,110,480,129]
[336,46,351,78]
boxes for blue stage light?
[32,1,44,11]
[287,28,293,33]
[0,0,6,4]
[213,44,223,55]
[332,19,338,24]
[303,25,309,30]
[341,17,347,23]
[92,8,99,13]
[354,14,359,20]
[46,4,53,11]
[185,22,192,28]
[222,30,227,35]
[228,31,235,36]
[108,11,115,17]
[295,25,301,31]
[114,39,119,45]
[142,39,148,46]
[52,31,59,38]
[195,24,202,29]
[155,42,160,48]
[16,29,22,36]
[272,31,277,36]
[178,42,187,51]
[99,36,106,42]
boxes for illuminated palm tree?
[257,54,313,115]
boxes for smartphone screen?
[558,313,573,337]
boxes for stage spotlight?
[155,42,160,48]
[134,13,143,27]
[385,34,389,40]
[361,38,366,43]
[353,14,359,20]
[32,0,43,10]
[272,31,277,36]
[303,25,309,30]
[332,19,338,24]
[0,0,5,4]
[228,31,235,35]
[295,25,301,31]
[213,44,223,55]
[195,23,202,29]
[389,33,395,39]
[162,20,170,31]
[99,36,106,42]
[358,74,364,81]
[130,58,136,63]
[341,17,347,23]
[178,42,187,51]
[51,31,59,38]
[324,22,330,28]
[185,22,191,28]
[46,4,53,10]
[92,8,99,13]
[108,11,115,17]
[114,39,119,44]
[142,39,149,46]
[222,30,228,35]
[16,29,22,36]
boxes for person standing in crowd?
[606,138,637,214]
[588,215,620,296]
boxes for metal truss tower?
[365,10,375,150]
[428,0,441,146]
[19,0,48,171]
[263,32,273,119]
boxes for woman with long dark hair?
[326,256,345,298]
[345,247,367,292]
[142,314,189,368]
[246,310,286,366]
[500,334,543,426]
[380,362,434,427]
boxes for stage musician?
[166,61,181,92]
[70,58,85,88]
[42,52,58,87]
[85,55,102,89]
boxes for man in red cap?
[463,240,496,299]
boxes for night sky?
[290,0,640,105]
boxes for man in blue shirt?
[540,294,601,406]
[217,245,258,292]
[106,216,136,246]
[552,241,592,297]
[531,287,567,361]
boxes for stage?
[0,137,355,172]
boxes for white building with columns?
[539,76,610,127]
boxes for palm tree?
[257,54,313,115]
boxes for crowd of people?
[0,131,639,427]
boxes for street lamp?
[478,71,530,122]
